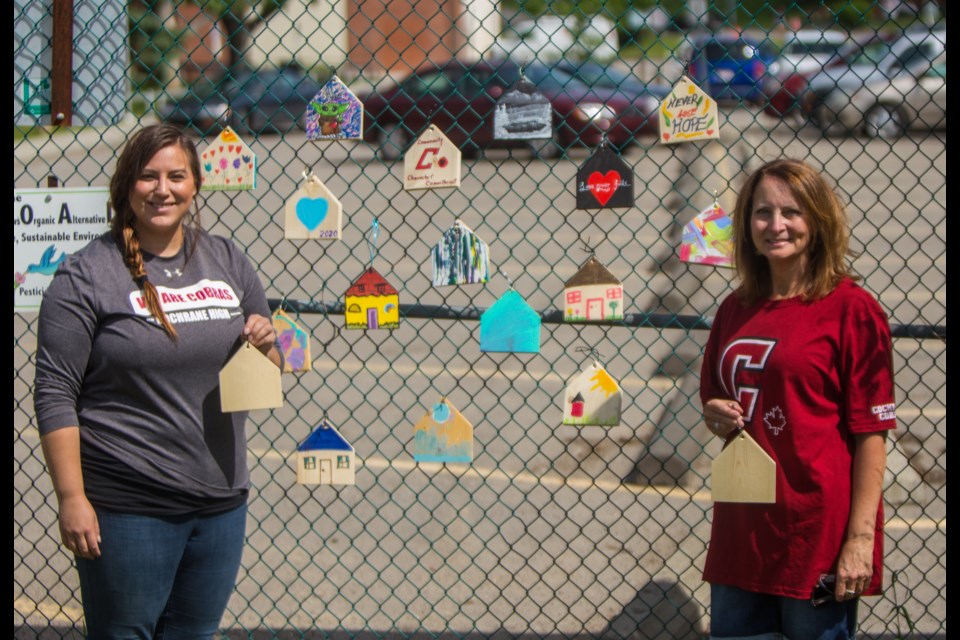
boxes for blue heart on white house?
[296,197,328,231]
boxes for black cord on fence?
[268,299,945,339]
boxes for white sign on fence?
[14,187,111,311]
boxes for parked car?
[817,56,945,138]
[763,31,894,121]
[158,65,323,135]
[359,58,662,160]
[777,29,848,76]
[551,59,671,101]
[807,28,946,137]
[679,32,780,104]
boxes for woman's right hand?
[58,493,101,559]
[703,398,745,438]
[40,427,101,559]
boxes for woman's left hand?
[243,314,278,357]
[835,535,874,601]
[834,432,887,601]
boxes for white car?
[831,59,945,138]
[809,28,946,137]
[778,29,849,75]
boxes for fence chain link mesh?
[15,1,944,638]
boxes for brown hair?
[733,158,857,305]
[109,124,202,339]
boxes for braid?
[122,226,178,340]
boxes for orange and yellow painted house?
[345,267,399,329]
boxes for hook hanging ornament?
[575,345,604,364]
[499,269,514,291]
[367,217,381,267]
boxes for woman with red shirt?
[700,159,896,639]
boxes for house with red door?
[562,256,624,323]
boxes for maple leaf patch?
[764,406,787,435]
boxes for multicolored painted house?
[296,419,356,485]
[345,267,399,330]
[432,219,490,287]
[413,397,473,463]
[563,256,624,323]
[199,127,256,191]
[562,362,622,426]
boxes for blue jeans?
[75,503,247,640]
[710,583,859,640]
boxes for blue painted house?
[296,420,356,485]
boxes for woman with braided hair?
[35,123,281,638]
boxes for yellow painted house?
[345,267,399,329]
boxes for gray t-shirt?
[35,230,272,511]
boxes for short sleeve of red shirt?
[839,285,897,434]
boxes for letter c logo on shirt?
[718,338,777,422]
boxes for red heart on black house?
[588,171,621,206]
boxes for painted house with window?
[345,267,399,329]
[296,419,356,485]
[563,256,624,322]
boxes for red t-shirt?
[700,279,896,599]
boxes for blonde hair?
[109,124,202,339]
[733,158,858,305]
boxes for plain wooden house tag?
[219,342,283,412]
[711,429,776,504]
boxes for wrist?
[845,531,874,544]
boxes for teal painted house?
[479,289,541,353]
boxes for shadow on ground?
[13,580,939,640]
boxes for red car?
[359,58,660,159]
[763,32,895,121]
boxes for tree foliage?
[127,0,291,91]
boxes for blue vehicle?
[681,32,779,104]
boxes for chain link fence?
[14,1,945,638]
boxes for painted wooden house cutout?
[479,289,541,353]
[345,267,399,330]
[575,145,634,209]
[272,308,312,372]
[432,219,490,287]
[404,124,461,191]
[563,256,624,323]
[659,76,720,144]
[219,342,283,412]
[562,361,622,426]
[199,127,256,191]
[680,203,734,268]
[711,430,776,503]
[493,74,552,140]
[296,419,356,485]
[306,75,364,141]
[284,173,343,240]
[413,397,473,463]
